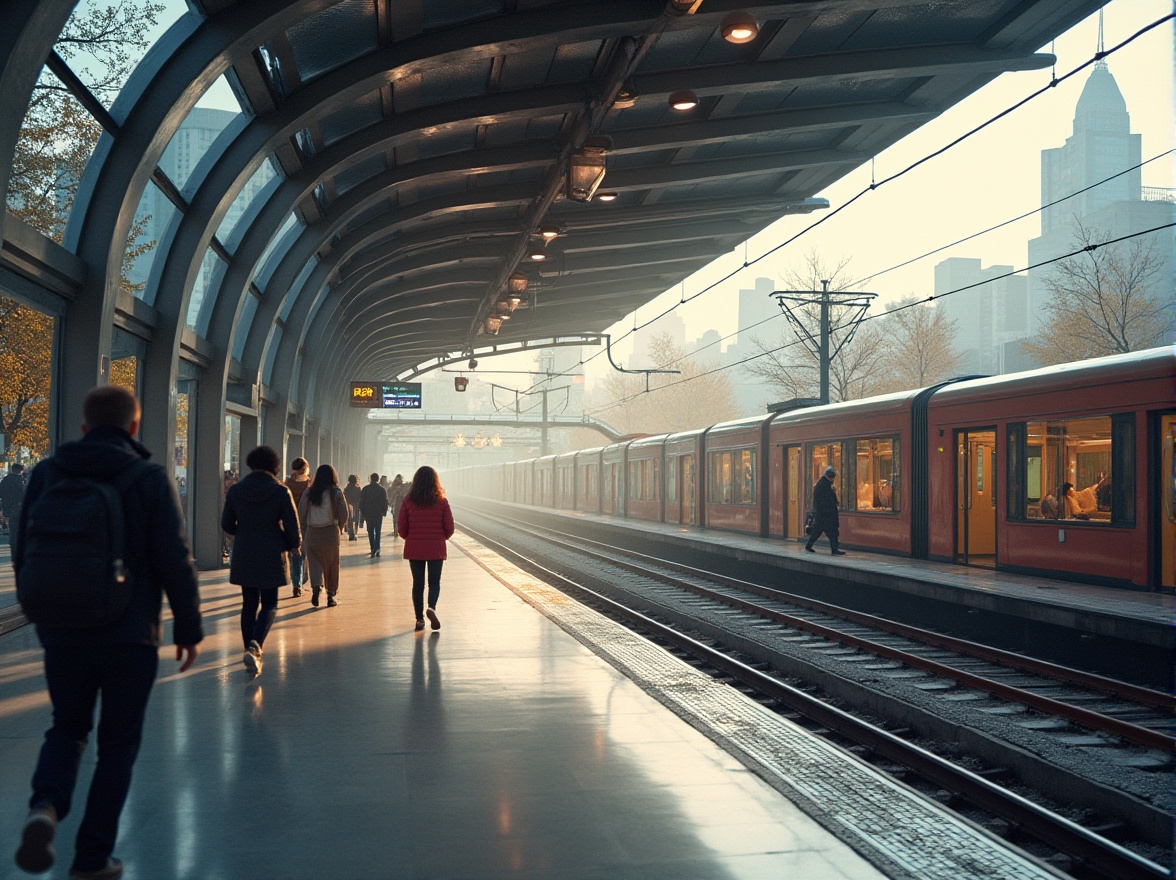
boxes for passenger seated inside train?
[1062,481,1097,520]
[875,479,893,510]
[1040,493,1059,519]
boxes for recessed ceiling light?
[596,192,618,202]
[721,12,758,44]
[668,90,698,111]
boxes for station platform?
[481,502,1176,653]
[0,533,1069,880]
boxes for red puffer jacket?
[397,497,454,560]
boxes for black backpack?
[15,459,153,628]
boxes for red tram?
[454,349,1175,591]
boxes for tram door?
[786,447,802,538]
[1162,415,1175,590]
[681,455,696,525]
[956,428,996,567]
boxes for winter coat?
[0,471,24,517]
[398,496,454,560]
[811,476,840,527]
[299,485,349,536]
[222,470,301,588]
[359,482,389,520]
[18,426,203,648]
[344,483,363,518]
[284,473,311,509]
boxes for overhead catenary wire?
[499,13,1173,401]
[585,221,1175,417]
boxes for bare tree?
[591,332,738,435]
[874,298,961,390]
[1022,222,1173,366]
[742,251,888,402]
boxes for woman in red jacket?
[397,466,454,631]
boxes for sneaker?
[832,549,847,556]
[311,587,321,607]
[69,857,123,879]
[804,545,815,553]
[414,619,425,632]
[243,641,262,676]
[15,803,56,873]
[327,596,338,608]
[292,586,303,598]
[426,607,440,631]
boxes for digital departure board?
[350,382,422,409]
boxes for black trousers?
[31,644,158,873]
[806,520,839,551]
[366,516,383,554]
[240,586,279,649]
[409,559,444,618]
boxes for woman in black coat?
[221,445,301,676]
[805,466,845,555]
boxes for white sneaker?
[243,640,263,675]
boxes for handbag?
[804,510,815,536]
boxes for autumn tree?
[8,0,161,291]
[0,297,54,461]
[873,298,960,390]
[743,251,889,402]
[1022,223,1173,366]
[592,332,739,435]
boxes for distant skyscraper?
[724,277,784,415]
[1027,60,1174,323]
[933,258,1028,375]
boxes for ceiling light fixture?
[613,85,638,109]
[508,272,528,293]
[668,90,698,111]
[484,315,503,334]
[539,225,561,240]
[721,12,758,43]
[528,245,547,261]
[566,137,611,202]
[596,191,618,202]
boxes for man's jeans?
[31,644,158,872]
[366,516,383,555]
[290,551,304,591]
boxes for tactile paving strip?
[455,534,1066,880]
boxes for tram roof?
[2,0,1108,405]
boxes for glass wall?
[0,294,56,609]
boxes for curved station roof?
[0,0,1103,563]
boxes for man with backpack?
[12,386,203,880]
[0,462,25,548]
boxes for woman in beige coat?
[298,465,350,607]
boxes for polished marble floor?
[0,536,888,880]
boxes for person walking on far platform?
[284,458,312,597]
[388,474,406,538]
[1,463,26,550]
[221,445,301,677]
[805,466,845,555]
[359,473,389,558]
[398,466,454,632]
[343,474,362,542]
[13,385,202,880]
[298,465,349,607]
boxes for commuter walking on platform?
[1,463,26,549]
[398,466,454,631]
[298,465,349,607]
[359,473,389,558]
[222,446,301,677]
[12,385,202,880]
[388,474,406,538]
[284,458,312,597]
[805,466,845,555]
[343,474,362,541]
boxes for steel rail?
[481,511,1175,753]
[459,521,1170,880]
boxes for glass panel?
[1111,415,1135,525]
[281,257,318,322]
[110,327,146,397]
[287,0,378,83]
[224,413,241,479]
[125,179,175,303]
[1024,417,1113,523]
[160,105,236,194]
[255,214,300,290]
[186,248,225,332]
[55,1,179,107]
[216,157,279,251]
[232,295,259,362]
[854,437,898,512]
[262,325,283,386]
[666,455,677,502]
[737,449,755,504]
[8,68,101,240]
[808,443,845,509]
[1006,424,1025,520]
[174,371,197,537]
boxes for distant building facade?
[724,276,784,415]
[933,258,1030,375]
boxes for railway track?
[460,507,1173,880]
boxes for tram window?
[707,449,756,505]
[666,457,678,503]
[1020,417,1118,523]
[808,443,846,510]
[854,437,899,512]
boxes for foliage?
[109,355,138,391]
[8,0,162,291]
[875,298,960,390]
[591,332,739,435]
[0,297,54,461]
[1021,223,1173,366]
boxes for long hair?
[307,464,338,506]
[407,466,444,506]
